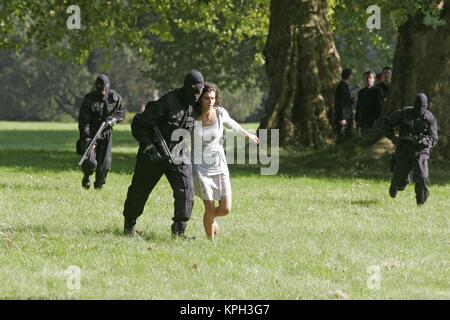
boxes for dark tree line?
[1,0,449,157]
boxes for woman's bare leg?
[212,221,219,236]
[215,195,232,217]
[203,196,232,239]
[202,200,216,240]
[211,195,232,236]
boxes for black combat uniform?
[355,85,384,132]
[122,70,204,237]
[78,74,126,189]
[382,93,438,205]
[334,79,353,143]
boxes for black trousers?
[336,118,353,144]
[81,134,112,186]
[391,146,430,204]
[123,154,194,233]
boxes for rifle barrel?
[77,122,107,166]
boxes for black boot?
[82,175,91,189]
[94,181,104,190]
[417,189,429,206]
[123,219,138,237]
[171,222,195,240]
[389,183,397,198]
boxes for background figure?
[334,68,354,144]
[355,70,385,135]
[375,72,383,85]
[382,93,438,205]
[122,70,205,238]
[376,66,392,96]
[78,74,126,189]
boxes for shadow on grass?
[7,223,170,243]
[0,149,136,174]
[349,199,381,207]
[87,227,166,242]
[230,144,450,185]
[5,224,51,235]
[1,142,450,185]
[0,129,134,152]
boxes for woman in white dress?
[192,83,259,239]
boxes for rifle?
[78,121,107,166]
[152,126,174,163]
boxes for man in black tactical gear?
[122,70,205,238]
[382,93,438,205]
[334,68,354,144]
[78,74,126,190]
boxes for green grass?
[0,121,449,299]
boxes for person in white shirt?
[192,83,259,240]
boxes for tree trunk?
[260,0,340,148]
[387,1,450,158]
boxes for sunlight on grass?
[0,122,449,299]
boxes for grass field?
[0,121,449,299]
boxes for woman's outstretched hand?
[248,134,260,144]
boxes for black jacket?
[334,80,353,123]
[376,82,389,96]
[131,88,195,153]
[383,106,438,154]
[355,85,384,128]
[78,89,126,140]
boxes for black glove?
[105,117,117,128]
[142,144,163,162]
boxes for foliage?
[0,49,92,121]
[330,0,446,87]
[0,0,269,91]
[1,0,446,121]
[221,86,265,122]
[0,46,157,121]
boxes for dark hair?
[382,66,392,71]
[341,68,352,80]
[363,70,376,78]
[194,82,221,115]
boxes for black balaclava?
[95,74,110,99]
[182,70,205,105]
[414,93,428,117]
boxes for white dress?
[192,107,241,201]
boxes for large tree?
[260,0,341,148]
[331,0,449,158]
[387,1,450,158]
